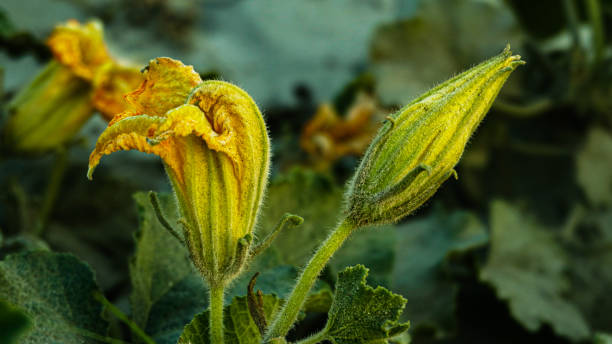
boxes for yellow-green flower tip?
[346,45,523,227]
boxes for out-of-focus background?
[1,0,612,343]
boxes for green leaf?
[563,205,612,333]
[130,192,207,344]
[178,294,282,344]
[480,200,590,341]
[595,333,612,344]
[258,168,344,266]
[303,282,333,314]
[0,299,31,344]
[323,265,409,344]
[391,207,488,335]
[576,127,612,207]
[0,251,109,343]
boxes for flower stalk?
[264,218,355,340]
[266,45,524,340]
[209,282,226,344]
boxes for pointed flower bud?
[346,45,524,227]
[87,57,270,284]
[2,20,142,154]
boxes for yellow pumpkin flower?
[87,57,270,284]
[2,20,142,153]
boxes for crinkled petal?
[47,20,111,80]
[125,57,202,117]
[88,113,167,179]
[92,63,144,120]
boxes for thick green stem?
[264,218,355,340]
[209,281,226,344]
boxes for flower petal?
[125,57,203,117]
[92,63,144,120]
[46,20,111,80]
[87,113,168,179]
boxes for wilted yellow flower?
[300,93,384,169]
[88,57,270,284]
[346,45,524,226]
[2,20,142,153]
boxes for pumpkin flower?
[300,93,384,170]
[346,45,525,226]
[87,57,270,286]
[2,19,142,154]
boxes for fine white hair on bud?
[346,44,524,227]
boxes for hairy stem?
[209,281,226,344]
[264,218,355,340]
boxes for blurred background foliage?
[1,0,612,343]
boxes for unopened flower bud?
[346,45,524,227]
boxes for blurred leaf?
[331,225,396,288]
[177,294,282,344]
[227,262,297,301]
[258,168,344,266]
[370,0,522,105]
[564,205,612,333]
[576,127,612,207]
[130,192,206,344]
[595,333,612,344]
[0,8,16,38]
[303,282,333,314]
[480,200,590,341]
[322,265,409,344]
[0,251,108,343]
[0,299,31,344]
[391,207,488,336]
[0,234,49,260]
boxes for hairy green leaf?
[0,251,108,343]
[391,207,488,335]
[0,299,31,344]
[480,200,590,341]
[130,192,207,344]
[323,265,409,344]
[178,294,282,344]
